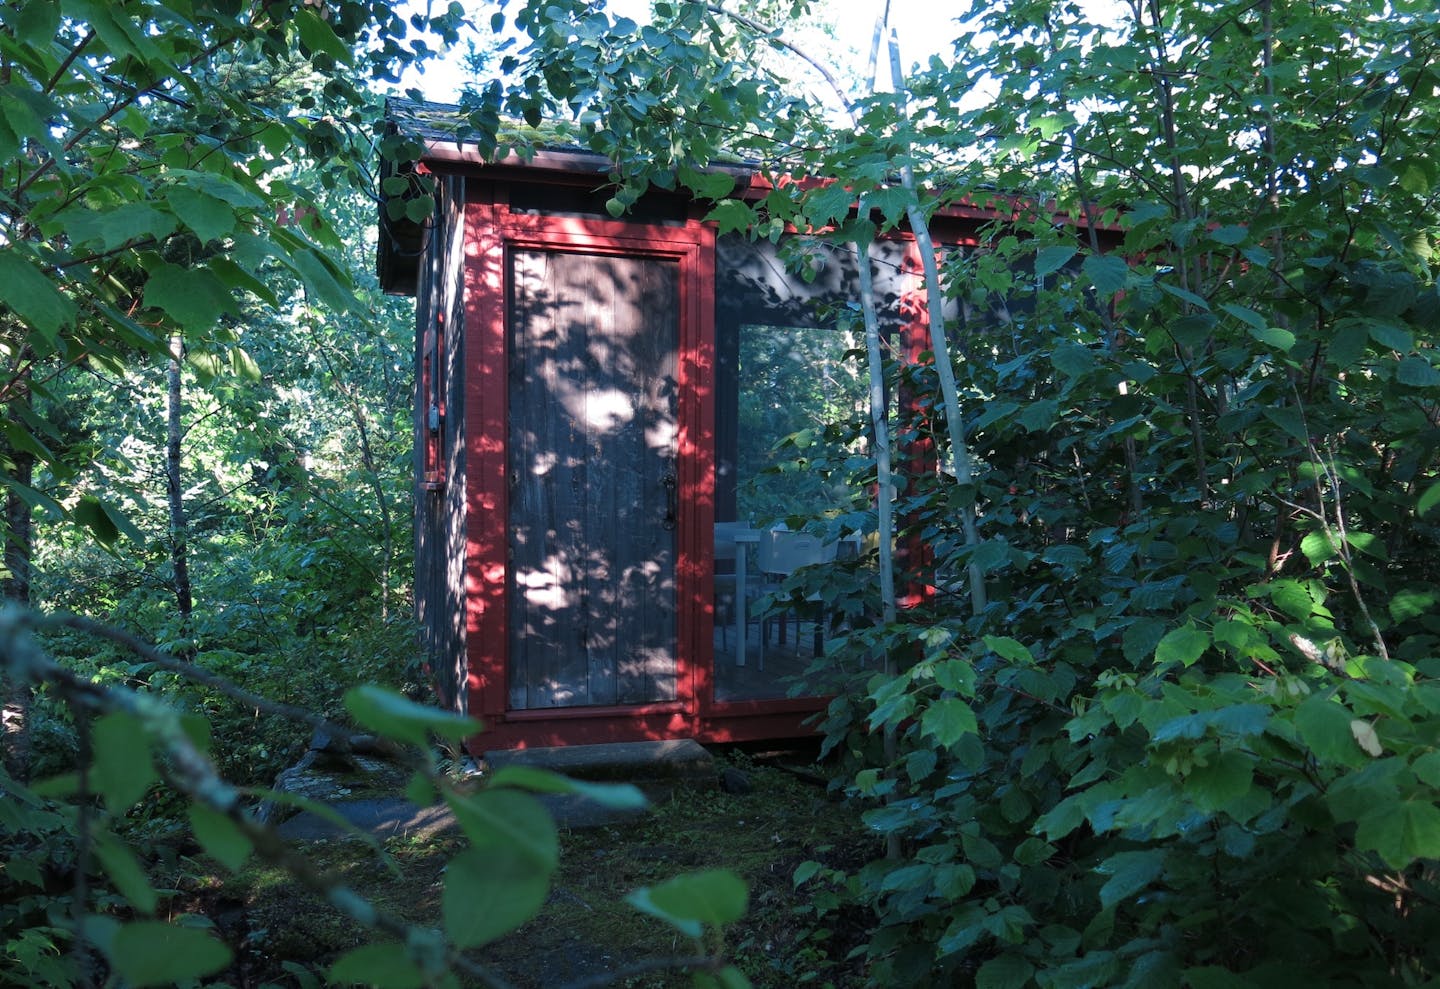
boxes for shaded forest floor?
[186,750,878,988]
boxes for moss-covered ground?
[197,748,878,988]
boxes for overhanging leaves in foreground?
[442,846,550,948]
[343,685,480,748]
[106,921,232,987]
[626,869,749,939]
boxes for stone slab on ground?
[275,798,456,843]
[270,739,713,841]
[484,738,714,782]
[274,784,659,842]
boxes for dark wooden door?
[507,248,679,710]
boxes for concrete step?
[483,738,714,783]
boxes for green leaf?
[62,204,176,251]
[66,0,160,61]
[231,346,262,382]
[933,659,976,694]
[485,766,647,810]
[1208,224,1249,246]
[277,234,356,312]
[1390,587,1439,621]
[98,498,146,545]
[93,831,158,915]
[294,7,354,64]
[1050,341,1095,378]
[1017,398,1058,432]
[1412,750,1440,785]
[1419,483,1440,516]
[983,635,1035,664]
[1171,303,1213,343]
[1123,618,1167,664]
[1346,531,1388,560]
[0,250,76,341]
[626,869,748,938]
[1157,280,1210,310]
[168,188,237,244]
[1294,695,1363,765]
[12,0,59,45]
[107,921,231,987]
[1220,302,1268,330]
[1096,848,1167,908]
[188,805,252,871]
[92,712,156,813]
[73,496,119,545]
[1328,319,1370,367]
[445,788,558,870]
[793,860,823,886]
[1355,800,1440,869]
[678,164,735,200]
[144,263,235,332]
[1369,321,1414,352]
[1082,253,1127,296]
[976,953,1036,989]
[1268,579,1316,619]
[1262,406,1308,443]
[705,199,754,235]
[1396,355,1440,387]
[1248,324,1295,351]
[343,685,480,747]
[1300,530,1337,565]
[328,942,424,989]
[1154,623,1209,667]
[1035,244,1078,279]
[405,772,437,807]
[443,846,550,948]
[1184,751,1253,813]
[921,698,979,748]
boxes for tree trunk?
[167,334,194,653]
[2,444,34,781]
[855,224,902,860]
[888,33,988,616]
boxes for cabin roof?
[378,97,623,295]
[376,97,1123,296]
[378,96,758,294]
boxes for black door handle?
[662,472,677,530]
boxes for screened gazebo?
[377,97,1036,752]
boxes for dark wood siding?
[506,248,679,709]
[414,175,467,713]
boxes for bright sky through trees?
[394,0,969,100]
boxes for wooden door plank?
[508,247,679,710]
[578,252,621,707]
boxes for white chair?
[712,522,745,651]
[756,529,837,663]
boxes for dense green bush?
[507,0,1440,979]
[785,0,1440,982]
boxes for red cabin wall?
[409,164,1110,753]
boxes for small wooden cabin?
[377,98,1012,752]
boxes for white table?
[731,528,761,670]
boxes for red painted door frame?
[457,199,947,751]
[462,205,717,749]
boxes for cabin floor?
[712,615,826,703]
